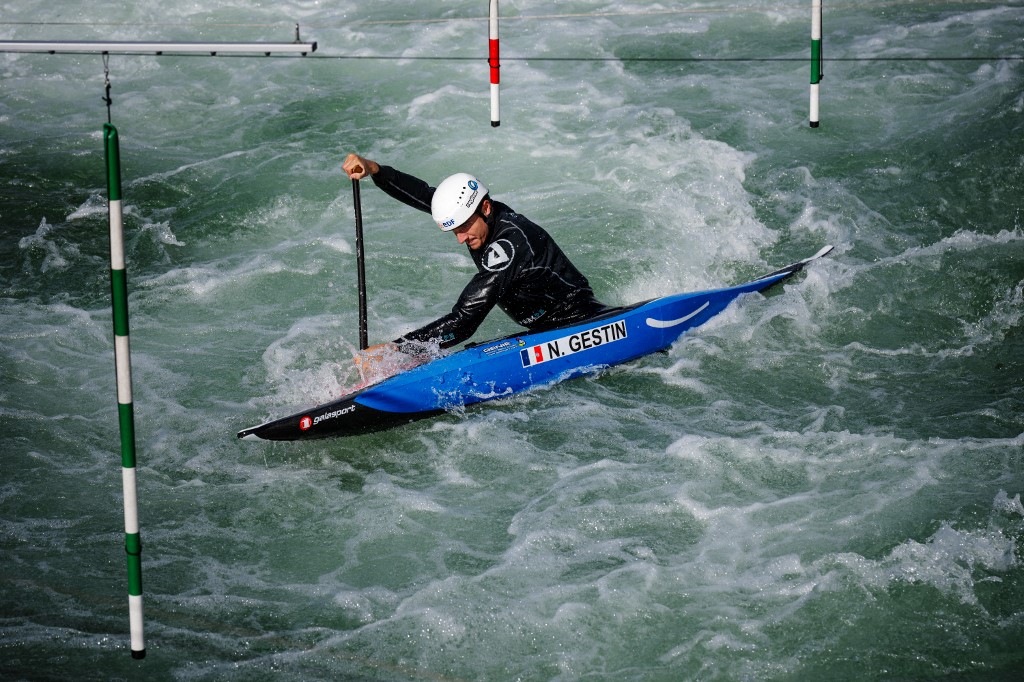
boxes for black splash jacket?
[372,165,607,349]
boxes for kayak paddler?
[342,153,608,377]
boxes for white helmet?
[431,173,488,231]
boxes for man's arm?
[398,269,506,349]
[342,153,434,214]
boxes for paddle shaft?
[352,177,369,350]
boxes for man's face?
[451,200,491,251]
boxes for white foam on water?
[16,218,80,272]
[993,490,1024,517]
[852,522,1017,606]
[257,314,361,406]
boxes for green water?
[2,1,1023,680]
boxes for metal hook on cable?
[101,52,112,124]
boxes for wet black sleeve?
[395,269,503,350]
[371,165,434,214]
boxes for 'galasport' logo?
[299,405,356,430]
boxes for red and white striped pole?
[488,0,500,127]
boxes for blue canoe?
[238,246,833,441]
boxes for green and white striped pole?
[810,0,823,127]
[104,122,145,660]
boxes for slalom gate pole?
[352,177,369,350]
[104,123,145,660]
[810,0,823,128]
[489,0,501,127]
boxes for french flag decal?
[520,345,546,367]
